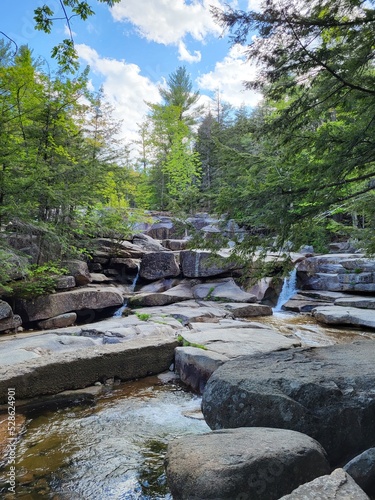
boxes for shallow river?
[0,311,372,499]
[0,376,209,499]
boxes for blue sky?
[2,0,262,142]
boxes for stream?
[0,311,372,499]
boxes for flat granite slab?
[0,333,178,404]
[312,306,375,330]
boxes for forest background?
[0,0,375,294]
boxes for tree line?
[1,0,375,293]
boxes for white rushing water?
[273,268,298,312]
[113,267,140,318]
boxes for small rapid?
[273,268,298,312]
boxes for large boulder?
[165,427,330,500]
[202,341,375,464]
[16,286,123,322]
[180,250,241,278]
[280,468,369,499]
[139,252,180,281]
[176,324,300,392]
[343,448,375,496]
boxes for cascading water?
[274,268,298,312]
[113,266,140,317]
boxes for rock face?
[343,448,375,496]
[139,252,180,281]
[180,250,241,278]
[280,468,370,499]
[202,341,375,464]
[298,253,375,292]
[16,286,124,322]
[165,427,330,500]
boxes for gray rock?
[180,250,241,278]
[139,252,180,281]
[109,257,141,270]
[282,294,328,312]
[132,233,170,252]
[343,448,375,496]
[128,292,187,308]
[335,296,375,309]
[193,278,257,303]
[246,277,280,304]
[0,300,12,320]
[298,290,351,302]
[162,239,189,251]
[165,427,330,500]
[89,273,113,283]
[145,221,174,240]
[180,327,299,360]
[280,468,370,499]
[202,341,375,464]
[0,333,178,402]
[175,346,228,393]
[224,302,273,317]
[93,238,145,259]
[16,286,123,322]
[341,258,375,272]
[134,300,229,326]
[0,314,22,333]
[55,275,76,290]
[176,326,299,393]
[37,313,77,329]
[313,305,375,329]
[61,260,92,286]
[138,278,179,293]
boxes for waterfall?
[274,268,298,312]
[113,267,140,317]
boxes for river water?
[0,376,209,499]
[0,312,372,499]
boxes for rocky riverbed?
[1,216,375,498]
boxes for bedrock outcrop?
[202,340,375,464]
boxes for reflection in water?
[0,377,209,499]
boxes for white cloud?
[76,44,161,143]
[197,44,262,107]
[111,0,223,45]
[247,0,263,11]
[64,24,77,37]
[178,41,202,63]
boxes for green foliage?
[33,1,120,72]
[177,334,207,350]
[136,312,151,321]
[5,262,68,300]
